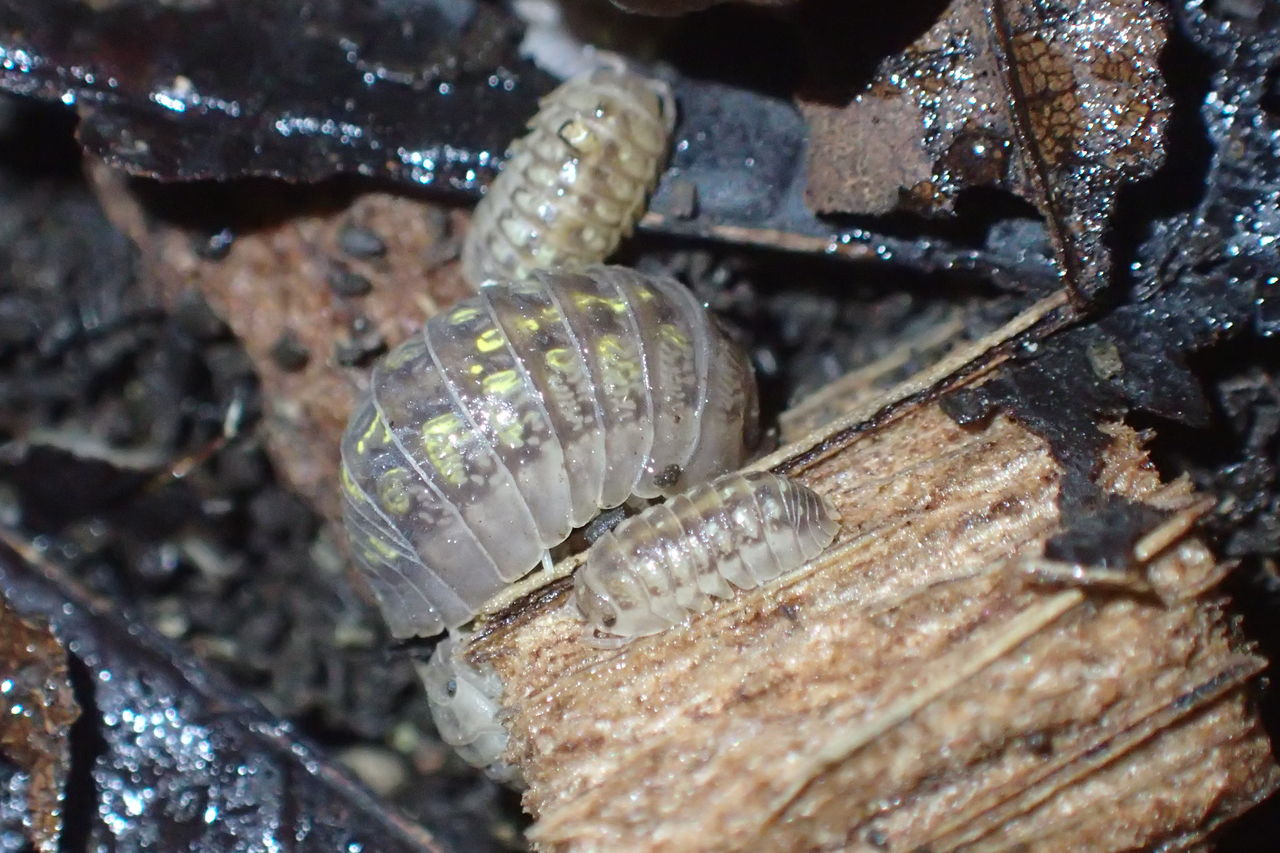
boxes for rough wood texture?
[463,394,1278,851]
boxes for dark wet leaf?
[0,0,1058,282]
[937,0,1277,545]
[801,0,1170,303]
[0,537,450,853]
[0,0,551,194]
[606,0,796,15]
[1133,0,1280,305]
[0,598,78,853]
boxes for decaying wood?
[460,336,1278,851]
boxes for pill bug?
[417,634,518,783]
[460,66,676,288]
[574,472,840,640]
[339,265,758,638]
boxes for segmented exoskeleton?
[574,472,840,640]
[339,266,757,638]
[460,66,676,288]
[417,634,517,783]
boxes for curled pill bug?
[339,265,758,638]
[461,65,676,288]
[573,471,841,641]
[417,634,518,783]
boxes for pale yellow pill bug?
[460,66,676,288]
[573,472,841,640]
[339,265,758,638]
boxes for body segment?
[340,266,757,637]
[417,634,516,784]
[461,67,675,287]
[574,472,841,639]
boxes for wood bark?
[455,301,1279,852]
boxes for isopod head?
[417,634,519,784]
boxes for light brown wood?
[460,374,1277,851]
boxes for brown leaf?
[801,0,1170,303]
[0,599,80,853]
[89,165,472,525]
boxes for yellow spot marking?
[545,347,574,371]
[571,292,628,314]
[449,305,482,325]
[376,467,413,515]
[381,340,421,371]
[495,418,525,449]
[340,465,368,503]
[364,534,403,562]
[597,335,642,385]
[482,369,522,397]
[659,323,688,348]
[421,414,467,486]
[476,328,506,353]
[355,411,391,455]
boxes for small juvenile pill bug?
[416,634,519,784]
[460,65,676,288]
[573,471,840,640]
[339,265,758,638]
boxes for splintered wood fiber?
[466,404,1278,852]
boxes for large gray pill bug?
[460,66,675,288]
[417,634,517,783]
[574,472,840,640]
[339,265,758,638]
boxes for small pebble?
[270,332,310,372]
[337,745,408,797]
[327,265,373,297]
[193,227,235,260]
[152,600,191,640]
[338,223,386,258]
[1086,338,1123,380]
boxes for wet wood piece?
[0,0,547,192]
[462,392,1277,851]
[0,534,450,853]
